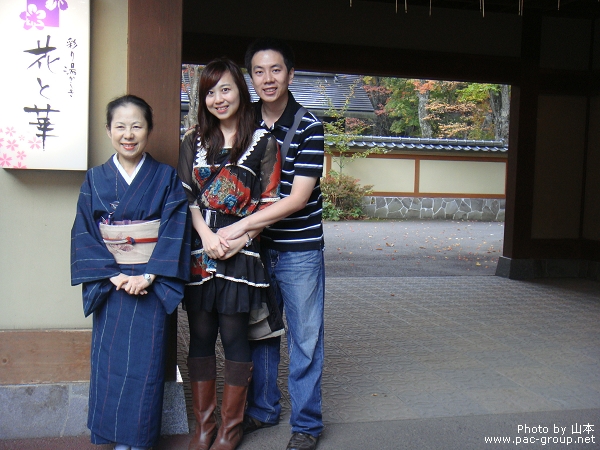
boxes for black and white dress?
[177,128,280,314]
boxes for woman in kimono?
[177,58,280,450]
[71,95,191,450]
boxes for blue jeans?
[246,248,325,437]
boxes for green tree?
[182,64,202,131]
[380,77,421,136]
[319,78,382,220]
[362,76,509,141]
[423,80,480,139]
[488,84,510,143]
[362,76,395,136]
[320,79,386,175]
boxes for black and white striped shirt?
[256,92,325,251]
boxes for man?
[217,38,325,450]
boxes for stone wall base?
[363,196,505,221]
[496,257,600,281]
[0,381,188,440]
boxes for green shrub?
[321,171,373,221]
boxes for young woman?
[71,95,191,450]
[177,58,281,450]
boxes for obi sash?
[99,219,160,264]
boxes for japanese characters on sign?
[1,0,89,170]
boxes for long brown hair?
[196,58,255,164]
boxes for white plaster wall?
[341,157,415,193]
[332,155,506,195]
[419,160,506,195]
[0,0,128,329]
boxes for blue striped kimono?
[70,154,190,447]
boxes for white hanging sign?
[0,0,89,170]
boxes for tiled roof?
[283,72,375,118]
[336,136,508,153]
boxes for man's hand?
[217,220,248,241]
[219,176,317,238]
[218,235,248,260]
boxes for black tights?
[187,309,251,362]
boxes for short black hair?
[244,38,295,74]
[106,94,154,132]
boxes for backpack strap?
[279,107,307,163]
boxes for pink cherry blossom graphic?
[17,151,27,160]
[5,127,16,137]
[19,4,47,30]
[6,140,18,151]
[13,161,28,169]
[45,0,69,11]
[29,137,41,150]
[0,138,4,149]
[0,154,13,167]
[19,135,25,141]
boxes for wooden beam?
[182,32,521,84]
[128,0,183,168]
[127,0,184,381]
[0,330,91,385]
[503,13,542,259]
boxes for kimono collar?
[113,152,147,185]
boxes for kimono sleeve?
[70,168,121,316]
[144,166,191,314]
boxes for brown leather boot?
[209,360,253,450]
[188,356,217,450]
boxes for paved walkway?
[324,220,504,277]
[2,222,600,449]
